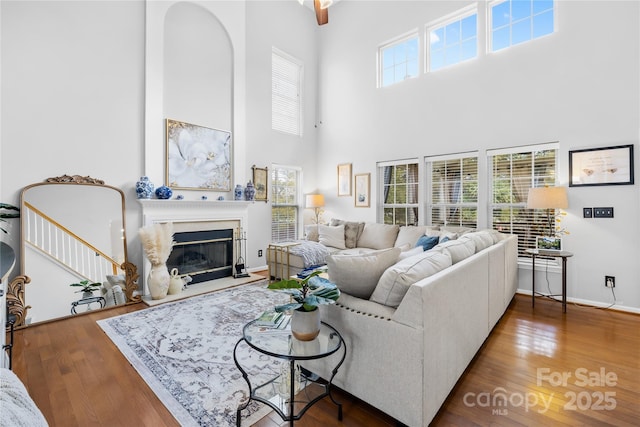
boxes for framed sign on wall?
[569,144,634,187]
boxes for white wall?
[316,0,640,310]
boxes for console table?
[234,320,345,426]
[526,249,574,313]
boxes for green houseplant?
[70,280,102,298]
[267,271,340,341]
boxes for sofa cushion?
[371,250,453,308]
[304,224,320,242]
[437,238,476,263]
[318,224,346,249]
[394,226,428,248]
[415,235,439,251]
[465,230,494,252]
[357,223,400,250]
[330,219,365,249]
[398,246,423,260]
[327,247,401,299]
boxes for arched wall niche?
[145,1,246,193]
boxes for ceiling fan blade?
[314,0,328,25]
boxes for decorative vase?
[155,185,173,200]
[245,180,256,201]
[291,308,321,341]
[136,176,154,199]
[168,268,183,295]
[148,263,170,300]
[234,184,244,201]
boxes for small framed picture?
[252,165,268,202]
[536,236,562,251]
[337,163,352,196]
[354,173,370,207]
[569,144,634,187]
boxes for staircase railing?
[22,201,120,283]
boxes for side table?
[526,249,574,313]
[234,320,346,426]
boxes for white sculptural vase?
[148,263,170,300]
[291,308,321,341]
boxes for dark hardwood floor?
[8,284,639,427]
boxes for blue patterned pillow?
[415,235,439,251]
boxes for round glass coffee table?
[234,320,346,427]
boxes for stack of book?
[254,310,291,331]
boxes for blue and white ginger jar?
[136,176,154,199]
[155,186,173,200]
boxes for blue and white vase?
[155,185,173,200]
[245,181,256,201]
[234,184,244,201]
[136,176,154,199]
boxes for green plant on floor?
[0,202,20,234]
[267,271,340,312]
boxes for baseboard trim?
[516,289,640,315]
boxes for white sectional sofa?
[301,225,518,427]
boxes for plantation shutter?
[272,48,303,136]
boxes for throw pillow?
[398,246,424,260]
[415,235,439,251]
[330,219,365,249]
[318,224,346,249]
[371,250,453,308]
[357,223,400,250]
[394,226,428,248]
[304,224,320,242]
[326,247,401,299]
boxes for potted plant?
[267,271,340,341]
[70,279,102,299]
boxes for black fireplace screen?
[166,229,233,284]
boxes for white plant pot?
[291,308,321,341]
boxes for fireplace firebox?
[166,229,234,284]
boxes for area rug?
[97,280,291,427]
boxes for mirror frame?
[10,174,139,327]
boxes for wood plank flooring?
[8,288,639,427]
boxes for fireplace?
[167,229,234,284]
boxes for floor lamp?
[305,194,325,225]
[526,186,568,238]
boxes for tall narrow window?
[489,0,555,52]
[427,6,478,72]
[426,153,478,227]
[379,32,419,87]
[488,143,558,255]
[272,48,303,136]
[379,160,420,226]
[271,165,301,242]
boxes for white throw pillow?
[318,224,346,249]
[327,247,401,299]
[394,226,428,248]
[304,224,320,242]
[371,250,452,308]
[357,223,400,250]
[398,246,424,260]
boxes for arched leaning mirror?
[15,175,139,326]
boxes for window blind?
[272,48,303,136]
[271,166,300,242]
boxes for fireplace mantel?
[137,199,251,210]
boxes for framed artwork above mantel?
[569,144,634,187]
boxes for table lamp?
[526,186,568,237]
[305,194,325,224]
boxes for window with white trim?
[425,153,478,228]
[379,32,419,87]
[488,143,558,255]
[378,160,420,226]
[272,48,303,136]
[427,6,478,72]
[271,165,301,242]
[489,0,555,52]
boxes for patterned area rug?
[97,280,291,427]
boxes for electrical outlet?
[605,276,615,288]
[583,207,593,218]
[258,249,263,257]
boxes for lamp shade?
[305,194,325,208]
[526,187,568,209]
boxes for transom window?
[379,32,419,87]
[489,0,555,52]
[379,160,420,226]
[271,165,301,242]
[488,143,558,255]
[427,6,478,72]
[426,153,478,228]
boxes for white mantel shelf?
[137,199,252,209]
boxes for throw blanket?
[0,368,49,427]
[288,241,331,267]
